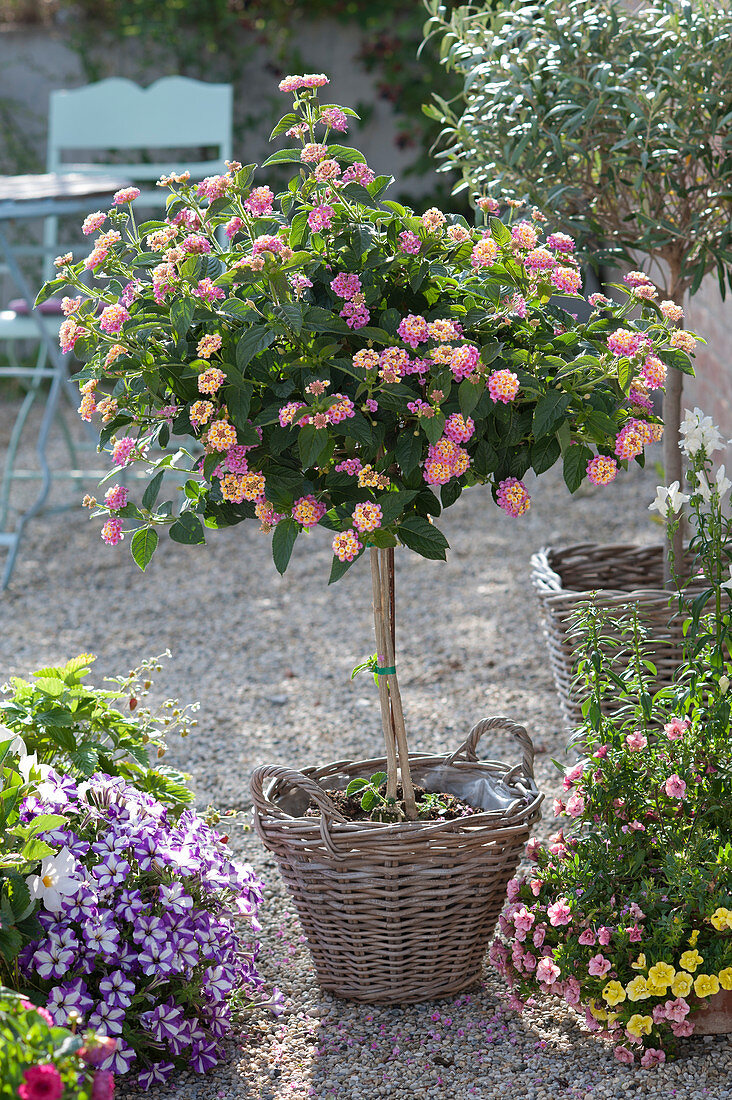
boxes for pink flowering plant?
[42,73,692,818]
[15,771,276,1090]
[492,420,732,1064]
[0,986,114,1100]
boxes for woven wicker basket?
[250,716,542,1005]
[531,542,689,725]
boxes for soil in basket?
[306,784,478,822]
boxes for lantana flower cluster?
[17,772,275,1090]
[492,421,732,1064]
[44,73,695,580]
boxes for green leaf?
[289,210,309,250]
[533,391,572,438]
[131,527,158,571]
[531,436,561,474]
[227,383,253,430]
[397,515,449,560]
[34,276,66,307]
[21,838,55,862]
[459,378,483,417]
[563,444,594,493]
[171,296,194,340]
[327,143,366,165]
[346,778,369,795]
[441,480,463,508]
[489,217,511,246]
[236,326,276,371]
[272,517,298,574]
[262,148,305,167]
[169,512,205,545]
[279,301,303,333]
[378,490,418,526]
[395,432,423,475]
[328,549,361,584]
[422,413,446,445]
[142,471,165,512]
[299,425,329,468]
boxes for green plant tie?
[375,665,396,676]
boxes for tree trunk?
[369,546,417,819]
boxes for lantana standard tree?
[44,74,692,819]
[425,0,732,574]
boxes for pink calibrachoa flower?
[565,791,585,817]
[547,898,572,926]
[614,1046,635,1065]
[664,773,687,799]
[513,907,535,933]
[588,954,612,977]
[82,211,106,236]
[112,437,136,466]
[444,413,475,444]
[193,278,225,303]
[113,187,141,204]
[625,730,648,751]
[564,977,581,1005]
[496,477,530,517]
[198,367,226,394]
[551,266,582,294]
[104,485,128,511]
[664,716,690,741]
[506,877,522,902]
[292,495,326,528]
[587,455,618,485]
[332,529,362,562]
[398,230,421,255]
[535,957,561,985]
[597,926,613,946]
[488,369,520,404]
[308,204,334,231]
[99,304,130,334]
[578,928,597,947]
[510,221,539,250]
[640,1049,666,1068]
[471,236,499,269]
[546,232,575,253]
[352,502,382,533]
[532,925,546,948]
[101,517,124,546]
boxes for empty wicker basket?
[531,542,693,725]
[250,717,542,1005]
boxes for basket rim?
[531,541,674,601]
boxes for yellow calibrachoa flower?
[679,949,704,972]
[603,980,626,1006]
[671,971,694,997]
[694,973,721,998]
[710,907,732,931]
[589,999,608,1020]
[719,968,732,991]
[647,962,676,988]
[626,975,650,1001]
[630,953,647,970]
[626,1014,653,1038]
[689,929,700,946]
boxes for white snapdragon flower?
[26,847,82,913]
[679,407,724,458]
[695,464,731,504]
[649,481,689,516]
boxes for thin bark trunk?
[379,548,416,819]
[369,548,398,801]
[662,263,685,587]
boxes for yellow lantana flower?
[719,968,732,991]
[694,973,721,998]
[648,962,676,988]
[671,971,693,997]
[626,1014,653,1038]
[602,980,626,1006]
[710,907,732,932]
[626,975,650,1001]
[630,953,647,971]
[679,949,703,973]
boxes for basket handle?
[250,764,350,859]
[444,716,535,779]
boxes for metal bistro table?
[0,172,130,589]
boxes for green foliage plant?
[425,0,732,567]
[0,653,197,810]
[492,410,732,1064]
[0,986,110,1100]
[44,74,692,820]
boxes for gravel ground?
[1,399,731,1099]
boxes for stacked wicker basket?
[531,542,691,724]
